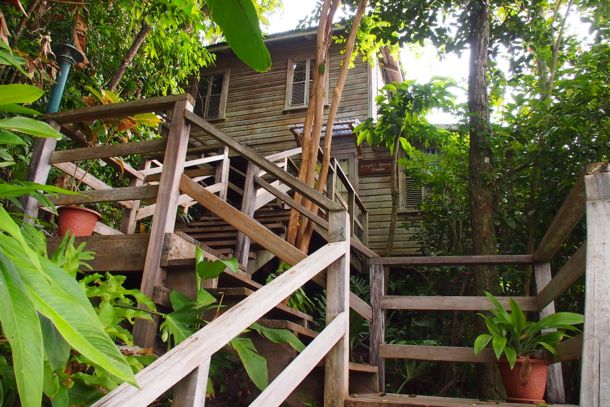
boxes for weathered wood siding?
[193,36,419,255]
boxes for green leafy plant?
[266,262,315,314]
[473,292,584,369]
[160,247,305,392]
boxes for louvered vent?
[404,176,423,210]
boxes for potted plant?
[474,291,583,403]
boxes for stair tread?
[207,287,313,322]
[346,393,576,407]
[348,362,378,374]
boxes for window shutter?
[404,176,423,210]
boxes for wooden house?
[190,28,422,256]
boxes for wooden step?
[346,393,577,407]
[206,287,314,326]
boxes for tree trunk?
[299,0,368,250]
[467,0,505,399]
[385,135,401,255]
[107,22,151,91]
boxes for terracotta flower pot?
[57,205,101,237]
[498,357,548,404]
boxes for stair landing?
[346,393,577,407]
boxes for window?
[286,59,314,108]
[196,70,229,119]
[285,58,328,109]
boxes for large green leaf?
[473,334,492,355]
[205,0,271,72]
[195,247,238,281]
[0,208,136,387]
[40,316,71,372]
[0,104,41,116]
[0,129,26,145]
[249,322,305,352]
[0,252,43,407]
[230,337,268,390]
[160,305,198,346]
[0,117,62,138]
[0,84,44,105]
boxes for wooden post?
[215,146,230,201]
[235,161,259,268]
[133,98,193,348]
[362,211,369,245]
[173,358,210,407]
[324,210,350,407]
[534,262,565,403]
[327,160,337,203]
[369,261,385,391]
[581,163,610,407]
[120,160,150,234]
[348,189,356,238]
[22,122,61,221]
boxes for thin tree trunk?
[467,0,504,399]
[298,0,368,251]
[287,0,339,247]
[107,22,151,91]
[386,135,401,255]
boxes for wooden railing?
[93,209,350,406]
[25,94,375,405]
[366,163,610,406]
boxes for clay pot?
[57,205,101,237]
[498,357,548,404]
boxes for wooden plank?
[181,174,305,266]
[553,334,582,362]
[47,234,149,272]
[185,110,341,211]
[234,162,258,267]
[536,244,586,310]
[215,146,230,201]
[92,242,346,407]
[254,175,329,229]
[534,262,565,403]
[370,255,533,266]
[22,122,60,220]
[93,222,124,235]
[172,358,209,407]
[135,183,220,221]
[369,263,385,391]
[346,393,578,407]
[534,174,586,261]
[581,163,610,407]
[263,146,302,162]
[134,99,192,349]
[379,344,496,363]
[145,167,215,183]
[120,160,149,233]
[53,162,135,209]
[51,185,158,205]
[254,180,291,210]
[49,139,167,164]
[250,312,347,407]
[380,296,538,312]
[325,210,350,407]
[140,154,223,176]
[42,94,191,124]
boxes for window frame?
[195,69,230,120]
[285,57,329,110]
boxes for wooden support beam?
[580,163,610,407]
[51,185,158,206]
[215,146,230,201]
[534,262,565,403]
[22,121,60,221]
[47,234,149,272]
[49,139,167,164]
[324,210,350,407]
[120,160,150,233]
[93,222,123,236]
[42,94,192,124]
[172,358,209,407]
[369,255,533,266]
[185,110,341,211]
[536,244,586,310]
[134,99,192,348]
[235,162,259,267]
[534,174,586,261]
[380,344,496,363]
[369,262,385,391]
[380,296,538,312]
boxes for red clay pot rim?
[58,205,101,219]
[499,356,548,366]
